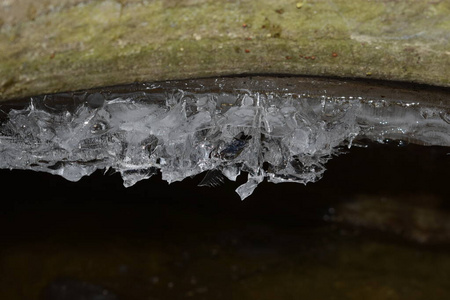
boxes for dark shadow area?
[1,143,450,300]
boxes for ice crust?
[1,80,449,199]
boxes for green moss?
[1,0,450,100]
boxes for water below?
[1,142,450,300]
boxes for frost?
[0,78,449,199]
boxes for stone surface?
[1,0,450,100]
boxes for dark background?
[1,143,450,300]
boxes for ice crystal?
[0,78,449,199]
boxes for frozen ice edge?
[0,77,449,200]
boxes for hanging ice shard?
[0,77,449,199]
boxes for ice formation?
[0,77,449,199]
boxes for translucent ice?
[0,77,449,199]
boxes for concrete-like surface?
[1,0,450,100]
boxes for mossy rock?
[1,0,449,100]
